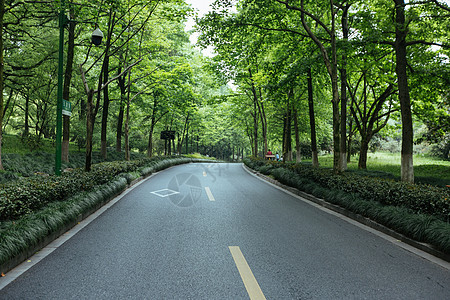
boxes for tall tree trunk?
[330,1,342,173]
[100,71,110,159]
[116,72,127,152]
[62,13,76,162]
[0,0,4,170]
[358,136,370,169]
[79,98,86,121]
[24,94,29,135]
[116,97,124,152]
[252,102,258,157]
[85,90,95,172]
[177,114,190,154]
[147,120,155,157]
[147,96,159,157]
[300,0,342,172]
[339,4,350,171]
[394,0,414,183]
[185,124,189,154]
[255,87,267,156]
[347,118,353,163]
[283,95,292,162]
[294,106,301,163]
[100,12,115,159]
[249,68,262,156]
[307,68,319,167]
[124,72,131,161]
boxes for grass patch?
[302,152,450,187]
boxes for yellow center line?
[229,246,266,300]
[205,187,215,201]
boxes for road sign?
[62,100,72,117]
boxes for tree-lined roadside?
[198,0,450,182]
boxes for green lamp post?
[55,0,103,175]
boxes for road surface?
[0,163,449,299]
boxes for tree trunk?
[100,75,110,159]
[0,0,4,170]
[358,137,369,169]
[347,118,353,163]
[307,68,319,167]
[147,95,160,157]
[124,97,130,161]
[147,121,156,158]
[339,4,350,171]
[125,71,131,161]
[147,121,154,157]
[100,12,114,159]
[85,90,95,172]
[294,107,301,163]
[79,98,86,121]
[116,71,127,152]
[283,97,292,162]
[394,0,414,183]
[62,13,76,162]
[249,68,263,156]
[177,114,190,154]
[185,123,189,154]
[330,2,342,174]
[253,102,258,157]
[24,95,29,135]
[116,98,124,152]
[300,0,342,172]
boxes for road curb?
[242,164,450,265]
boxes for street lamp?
[55,1,103,175]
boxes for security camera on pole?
[91,27,104,46]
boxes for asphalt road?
[0,163,449,299]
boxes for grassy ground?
[303,152,450,187]
[0,134,216,184]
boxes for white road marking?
[205,187,215,201]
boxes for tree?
[360,0,450,182]
[0,0,4,170]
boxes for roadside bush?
[287,162,450,222]
[0,156,194,221]
[0,177,128,267]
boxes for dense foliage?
[198,0,450,183]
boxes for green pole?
[55,0,65,175]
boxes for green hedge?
[0,156,193,221]
[244,157,450,254]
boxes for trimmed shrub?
[0,156,195,221]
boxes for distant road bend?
[0,163,449,299]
